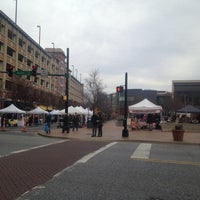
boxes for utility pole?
[65,48,69,132]
[122,72,129,137]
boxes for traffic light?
[31,65,37,76]
[7,65,13,77]
[116,86,123,93]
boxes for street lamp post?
[37,25,41,45]
[15,0,18,24]
[65,48,69,133]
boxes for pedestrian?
[72,113,79,131]
[98,112,103,137]
[62,114,69,133]
[46,114,51,134]
[91,112,99,137]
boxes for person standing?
[72,113,79,131]
[46,114,51,134]
[62,114,69,133]
[91,112,99,137]
[98,112,103,137]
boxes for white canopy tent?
[49,109,60,115]
[129,98,162,114]
[27,106,49,114]
[0,104,26,114]
[59,106,81,115]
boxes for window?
[18,53,24,62]
[7,46,15,57]
[0,41,4,52]
[7,29,16,41]
[28,45,32,53]
[19,38,23,47]
[0,23,5,34]
[27,59,32,67]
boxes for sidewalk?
[38,120,200,145]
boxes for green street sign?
[14,70,32,76]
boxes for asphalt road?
[17,142,200,200]
[0,132,109,200]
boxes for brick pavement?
[39,120,200,145]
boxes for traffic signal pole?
[122,72,129,137]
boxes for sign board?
[14,70,32,76]
[40,69,48,76]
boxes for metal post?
[15,0,18,24]
[65,48,69,132]
[37,25,41,45]
[122,72,129,137]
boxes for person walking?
[97,112,103,137]
[91,112,99,137]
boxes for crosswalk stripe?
[131,143,152,159]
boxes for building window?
[35,51,39,58]
[19,38,23,47]
[7,29,16,41]
[18,53,24,62]
[0,41,4,52]
[0,23,5,34]
[7,46,15,57]
[27,59,32,67]
[28,45,32,53]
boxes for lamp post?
[37,25,41,45]
[15,0,18,24]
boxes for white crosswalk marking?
[131,143,152,159]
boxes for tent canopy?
[129,98,162,114]
[177,105,200,113]
[0,104,26,114]
[27,106,49,114]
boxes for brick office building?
[0,11,83,109]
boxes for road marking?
[77,142,118,163]
[54,142,118,178]
[131,143,152,159]
[133,158,200,166]
[0,140,68,158]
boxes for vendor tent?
[27,106,49,114]
[59,106,81,115]
[129,98,162,114]
[0,104,26,114]
[49,109,60,115]
[177,105,200,113]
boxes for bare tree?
[84,69,112,118]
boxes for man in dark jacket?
[91,113,99,137]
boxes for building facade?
[0,11,83,109]
[172,80,200,108]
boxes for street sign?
[41,69,48,76]
[14,70,32,76]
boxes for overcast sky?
[1,0,200,93]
